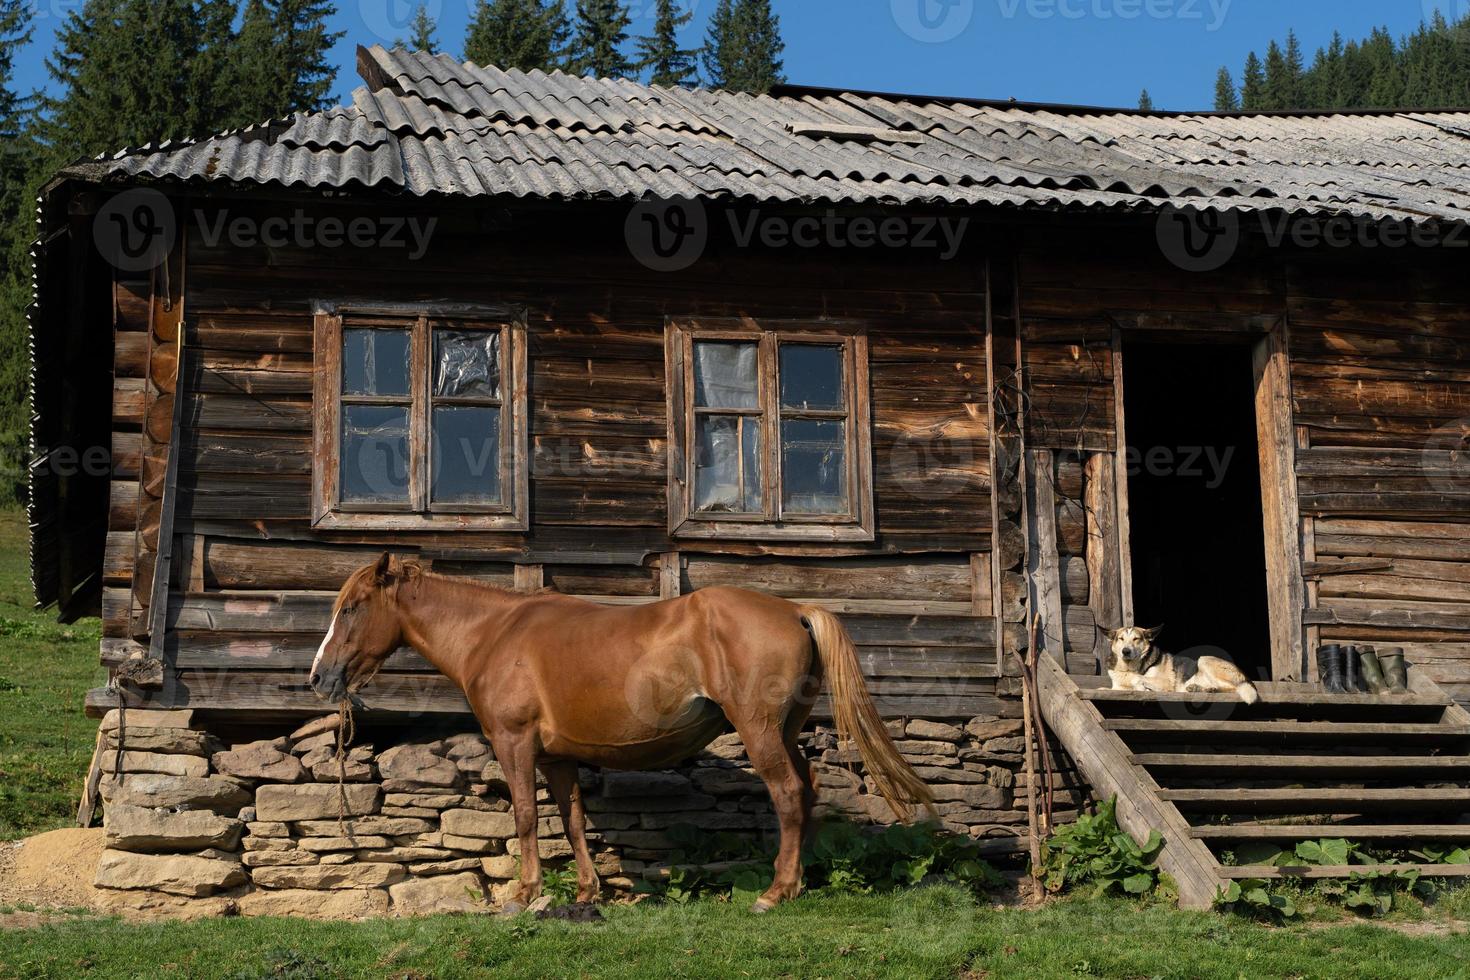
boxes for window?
[311,302,528,530]
[666,318,873,541]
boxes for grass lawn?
[0,508,105,839]
[2,885,1469,979]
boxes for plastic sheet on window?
[694,342,758,409]
[695,415,762,513]
[435,330,501,399]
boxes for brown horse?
[310,553,933,911]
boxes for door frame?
[1107,312,1306,682]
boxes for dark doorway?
[1122,341,1272,680]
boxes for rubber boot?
[1357,647,1388,695]
[1378,648,1409,694]
[1344,647,1363,693]
[1317,645,1347,693]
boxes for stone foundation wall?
[93,708,1079,916]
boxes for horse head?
[310,552,408,702]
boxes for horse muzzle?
[310,663,348,702]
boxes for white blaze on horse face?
[313,614,338,677]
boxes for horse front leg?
[542,760,600,903]
[498,732,544,910]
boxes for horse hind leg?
[542,760,601,903]
[731,717,811,912]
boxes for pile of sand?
[0,828,105,912]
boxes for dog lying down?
[1106,626,1260,704]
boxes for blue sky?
[11,0,1468,111]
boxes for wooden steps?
[1035,650,1470,909]
[1081,686,1449,709]
[1104,718,1470,744]
[1160,787,1470,813]
[1132,754,1470,778]
[1191,824,1470,841]
[1219,864,1470,880]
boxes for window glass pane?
[432,406,502,504]
[693,341,758,409]
[781,419,847,515]
[780,344,844,411]
[434,329,501,399]
[340,405,410,504]
[342,329,410,397]
[694,415,762,513]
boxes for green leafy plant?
[1214,879,1297,920]
[540,865,578,907]
[1038,797,1172,900]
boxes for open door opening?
[1121,341,1272,681]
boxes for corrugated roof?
[96,44,1470,225]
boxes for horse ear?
[373,551,394,585]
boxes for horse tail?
[801,606,936,822]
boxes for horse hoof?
[751,899,775,914]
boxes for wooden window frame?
[666,317,874,542]
[311,300,529,531]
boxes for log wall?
[100,200,1003,722]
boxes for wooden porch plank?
[1134,754,1470,776]
[1220,864,1470,880]
[1082,687,1447,708]
[1161,787,1470,812]
[1193,824,1470,841]
[1105,719,1468,738]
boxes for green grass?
[1,886,1468,979]
[0,508,104,839]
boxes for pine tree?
[704,0,784,93]
[1137,89,1154,111]
[1213,67,1238,111]
[269,0,343,113]
[701,0,737,89]
[729,0,784,93]
[567,0,633,78]
[1262,40,1288,109]
[635,0,697,87]
[1282,29,1304,107]
[0,0,31,496]
[464,0,569,72]
[1240,51,1265,110]
[401,3,437,53]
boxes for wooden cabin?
[31,46,1470,907]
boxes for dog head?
[1108,625,1164,670]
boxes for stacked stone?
[94,708,1070,913]
[94,709,249,898]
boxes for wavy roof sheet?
[98,44,1470,225]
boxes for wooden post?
[659,552,682,599]
[1028,449,1067,670]
[514,564,545,592]
[1253,321,1307,681]
[1084,453,1123,668]
[1110,327,1135,626]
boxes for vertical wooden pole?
[1253,320,1306,681]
